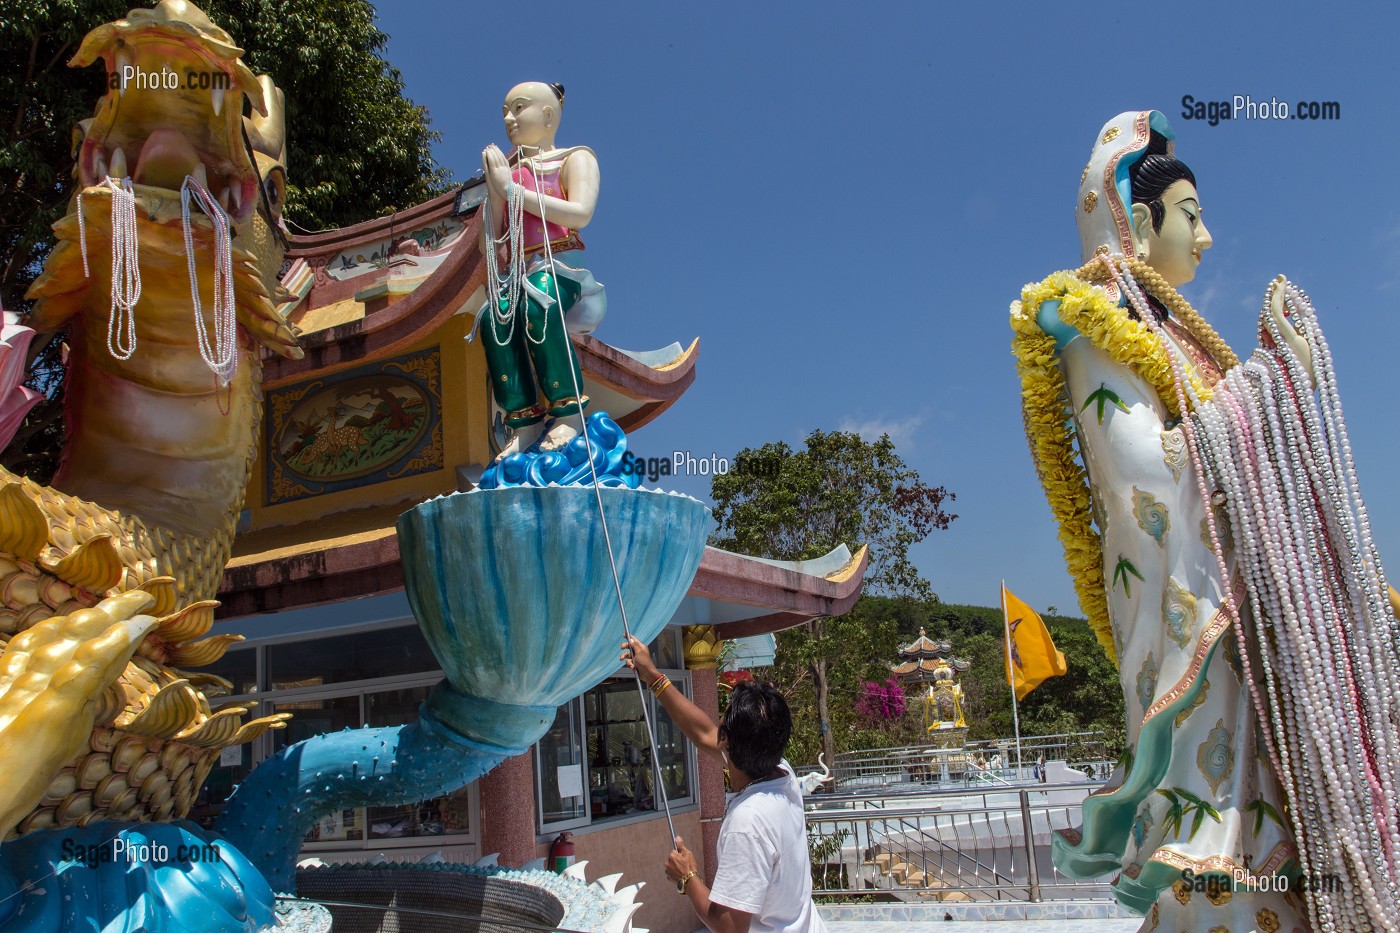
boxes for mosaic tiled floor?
[695,901,1144,931]
[813,900,1142,930]
[823,921,1140,932]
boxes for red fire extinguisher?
[550,831,575,873]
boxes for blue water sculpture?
[215,485,709,894]
[0,821,277,932]
[480,410,640,489]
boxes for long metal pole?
[1001,581,1024,779]
[1018,788,1042,902]
[512,174,679,853]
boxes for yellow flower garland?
[1010,271,1212,667]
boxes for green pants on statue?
[481,268,589,428]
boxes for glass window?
[539,663,694,831]
[648,631,680,670]
[271,695,366,842]
[364,686,471,839]
[195,627,476,852]
[537,703,586,825]
[267,625,440,690]
[587,680,653,820]
[201,645,257,696]
[190,740,252,830]
[653,690,691,802]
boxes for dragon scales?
[0,0,300,842]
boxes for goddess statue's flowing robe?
[1040,289,1311,933]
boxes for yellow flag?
[1002,584,1067,701]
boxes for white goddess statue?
[1011,111,1400,932]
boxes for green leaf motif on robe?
[1082,383,1130,425]
[1244,797,1285,836]
[1156,786,1221,840]
[1114,555,1145,598]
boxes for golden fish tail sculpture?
[0,0,301,841]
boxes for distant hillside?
[764,596,1126,764]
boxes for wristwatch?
[677,869,698,893]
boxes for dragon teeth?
[211,86,225,117]
[114,50,132,96]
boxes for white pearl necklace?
[483,163,527,347]
[481,155,560,349]
[180,174,238,386]
[526,156,557,348]
[1116,259,1400,930]
[78,176,143,361]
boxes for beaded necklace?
[482,152,565,349]
[78,176,143,361]
[180,174,238,386]
[483,170,527,347]
[1107,256,1400,929]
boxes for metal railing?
[827,733,1113,791]
[805,781,1116,902]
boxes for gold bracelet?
[649,672,668,690]
[677,869,697,893]
[653,678,672,697]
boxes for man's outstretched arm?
[621,636,722,763]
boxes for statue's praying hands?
[0,591,156,838]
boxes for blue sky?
[374,0,1400,613]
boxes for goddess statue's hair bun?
[549,83,566,104]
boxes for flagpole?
[1001,580,1024,780]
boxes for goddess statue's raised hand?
[0,591,157,838]
[1267,274,1315,388]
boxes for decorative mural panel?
[266,348,444,505]
[324,220,464,281]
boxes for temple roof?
[891,628,970,681]
[892,657,972,677]
[263,187,697,433]
[899,627,954,660]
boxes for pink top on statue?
[512,158,585,255]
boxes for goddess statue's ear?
[1130,203,1153,260]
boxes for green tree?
[0,0,452,476]
[711,430,957,766]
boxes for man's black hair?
[718,681,792,781]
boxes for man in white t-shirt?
[623,637,827,933]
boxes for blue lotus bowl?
[396,485,708,739]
